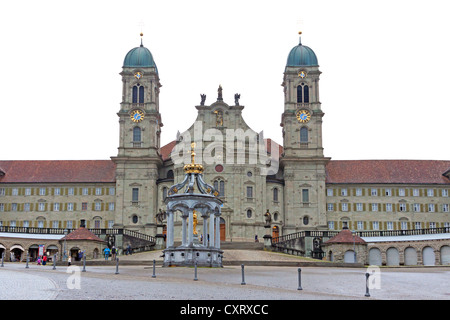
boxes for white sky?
[0,0,449,161]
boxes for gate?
[404,247,418,266]
[422,246,435,266]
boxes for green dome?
[123,43,158,70]
[286,37,318,67]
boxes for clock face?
[298,70,307,79]
[130,110,144,123]
[296,109,311,123]
[134,72,143,80]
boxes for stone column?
[188,209,194,246]
[209,212,215,248]
[181,215,187,247]
[202,214,208,247]
[215,215,221,249]
[166,210,174,249]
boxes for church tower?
[280,32,330,233]
[111,34,163,234]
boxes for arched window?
[273,188,278,202]
[213,179,225,197]
[297,84,309,103]
[300,127,308,143]
[303,216,309,225]
[132,84,144,103]
[246,209,252,218]
[133,127,141,142]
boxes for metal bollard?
[297,268,303,290]
[82,254,86,272]
[115,257,119,274]
[365,272,371,297]
[194,262,198,281]
[52,254,56,270]
[152,259,156,278]
[241,264,246,285]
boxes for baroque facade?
[0,35,449,243]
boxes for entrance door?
[404,247,418,266]
[220,218,226,241]
[272,226,279,238]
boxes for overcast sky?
[1,0,449,161]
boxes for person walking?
[111,246,116,260]
[103,247,110,261]
[42,254,47,266]
[68,255,72,266]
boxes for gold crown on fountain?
[183,142,204,174]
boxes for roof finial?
[298,31,302,45]
[140,32,144,47]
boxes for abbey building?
[1,35,449,243]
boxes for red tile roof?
[160,140,176,161]
[0,160,116,183]
[62,227,105,242]
[324,228,366,244]
[325,160,450,185]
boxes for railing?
[0,226,155,244]
[272,227,450,245]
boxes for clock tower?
[280,33,330,233]
[111,34,163,234]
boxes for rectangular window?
[108,220,114,228]
[302,189,309,203]
[387,222,394,230]
[427,189,434,197]
[357,221,364,230]
[371,203,378,212]
[10,220,16,227]
[38,203,45,211]
[68,187,74,196]
[108,203,115,211]
[23,221,29,228]
[82,202,88,211]
[53,203,60,211]
[401,221,408,230]
[328,221,335,230]
[327,203,334,211]
[415,222,421,230]
[25,188,31,196]
[39,187,46,196]
[386,203,393,212]
[95,202,101,211]
[356,203,363,211]
[356,188,362,196]
[341,203,348,212]
[52,221,59,228]
[399,203,406,212]
[341,188,348,196]
[413,204,421,212]
[94,220,101,228]
[0,204,4,212]
[442,189,448,197]
[68,203,74,211]
[385,189,392,196]
[327,188,333,197]
[428,204,435,212]
[371,188,378,196]
[0,188,5,196]
[54,188,61,196]
[11,203,18,211]
[24,203,30,212]
[372,221,379,230]
[132,188,139,203]
[38,221,44,228]
[82,188,89,195]
[413,189,420,197]
[246,186,253,198]
[430,222,436,229]
[443,204,449,213]
[67,220,73,229]
[95,187,102,196]
[109,187,115,195]
[12,188,19,196]
[398,188,405,197]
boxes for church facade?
[1,35,449,243]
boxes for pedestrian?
[68,255,72,266]
[42,254,47,266]
[103,247,110,261]
[111,246,116,260]
[37,257,41,265]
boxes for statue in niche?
[234,93,240,106]
[264,209,272,226]
[214,110,223,127]
[200,94,206,106]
